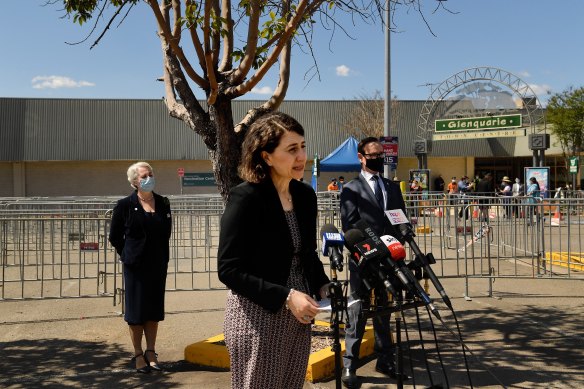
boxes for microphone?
[320,224,344,272]
[387,209,453,309]
[352,219,441,319]
[344,228,399,296]
[379,235,441,319]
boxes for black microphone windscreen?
[344,229,365,250]
[354,219,370,233]
[320,223,339,236]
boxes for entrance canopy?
[320,136,361,172]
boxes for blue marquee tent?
[319,136,361,172]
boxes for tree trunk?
[209,96,243,200]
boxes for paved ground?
[1,268,583,388]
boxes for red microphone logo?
[380,235,406,260]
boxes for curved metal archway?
[416,66,546,144]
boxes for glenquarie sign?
[434,114,523,141]
[435,114,522,132]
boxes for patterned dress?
[224,210,311,389]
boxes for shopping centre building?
[0,96,565,197]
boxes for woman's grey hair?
[127,162,153,189]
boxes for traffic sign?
[177,167,185,177]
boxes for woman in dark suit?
[109,162,172,373]
[218,112,330,389]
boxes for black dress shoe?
[341,367,359,389]
[375,362,410,380]
[130,353,151,374]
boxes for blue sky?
[2,1,583,105]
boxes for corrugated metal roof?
[0,97,524,162]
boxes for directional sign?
[182,172,216,186]
[569,157,579,174]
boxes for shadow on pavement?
[0,338,222,388]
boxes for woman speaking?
[218,112,330,389]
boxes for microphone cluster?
[320,216,445,320]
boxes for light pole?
[383,0,391,179]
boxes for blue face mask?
[139,176,156,192]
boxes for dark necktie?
[372,175,385,210]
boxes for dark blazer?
[109,191,172,265]
[340,173,407,239]
[217,179,330,313]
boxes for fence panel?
[2,193,583,304]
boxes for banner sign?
[182,173,217,187]
[434,128,525,140]
[435,114,522,133]
[380,136,398,169]
[409,169,430,194]
[80,242,99,251]
[569,157,579,174]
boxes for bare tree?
[339,90,400,139]
[55,0,452,198]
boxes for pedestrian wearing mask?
[512,178,524,218]
[339,137,408,388]
[109,162,172,373]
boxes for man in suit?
[339,137,408,388]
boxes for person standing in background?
[109,162,172,373]
[499,176,513,218]
[457,176,473,219]
[434,174,445,193]
[475,172,495,222]
[339,137,408,388]
[512,177,524,217]
[526,176,541,222]
[447,177,458,206]
[328,177,339,191]
[338,176,345,192]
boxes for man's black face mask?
[365,157,384,173]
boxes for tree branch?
[217,0,233,72]
[229,0,261,85]
[203,0,219,104]
[185,0,208,77]
[226,0,322,98]
[233,0,292,133]
[147,0,209,89]
[211,0,221,69]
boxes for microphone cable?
[433,302,510,388]
[398,303,418,387]
[425,304,451,388]
[411,302,441,389]
[448,307,474,388]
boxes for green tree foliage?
[547,86,584,162]
[54,0,451,198]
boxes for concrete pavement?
[1,272,583,388]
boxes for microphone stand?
[327,262,347,389]
[394,290,405,389]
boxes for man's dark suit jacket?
[109,191,172,265]
[217,179,330,313]
[340,173,406,239]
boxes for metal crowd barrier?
[402,192,584,298]
[1,193,583,304]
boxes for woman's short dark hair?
[358,136,380,155]
[239,112,305,183]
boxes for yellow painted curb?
[184,320,377,382]
[184,333,230,369]
[305,320,375,382]
[415,225,432,234]
[545,252,584,272]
